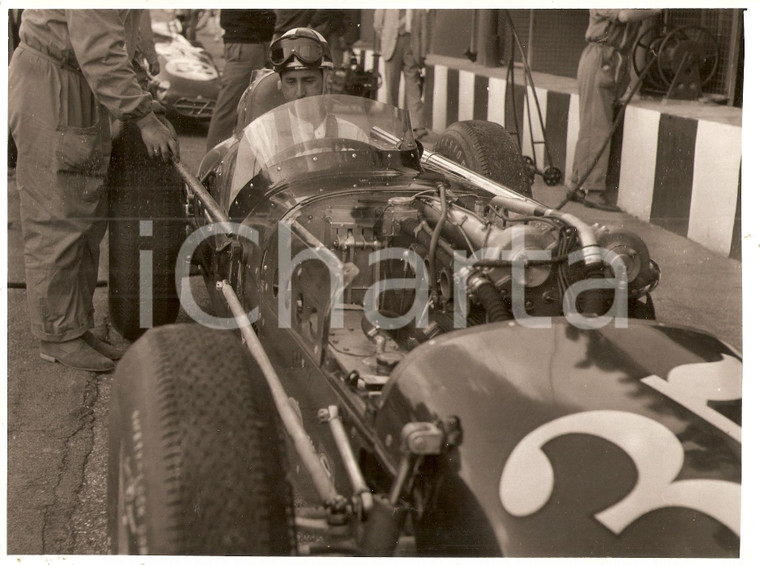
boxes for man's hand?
[148,59,160,76]
[150,99,167,115]
[138,112,179,162]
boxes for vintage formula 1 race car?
[147,20,220,121]
[105,71,741,557]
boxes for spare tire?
[106,119,185,341]
[433,120,532,198]
[107,324,296,555]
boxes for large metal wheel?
[107,324,296,555]
[433,120,533,198]
[656,25,720,89]
[632,25,673,91]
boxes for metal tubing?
[370,126,602,264]
[173,160,231,227]
[422,151,535,203]
[488,195,602,266]
[218,280,342,505]
[295,516,351,537]
[326,406,374,514]
[389,454,413,505]
[295,517,332,533]
[371,125,532,203]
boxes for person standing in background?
[138,10,160,76]
[273,9,316,38]
[273,10,354,67]
[205,9,276,151]
[8,9,177,373]
[568,9,661,211]
[309,10,354,68]
[373,9,434,140]
[175,9,201,42]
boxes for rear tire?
[106,324,296,555]
[107,119,185,341]
[433,120,532,198]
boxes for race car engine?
[373,187,659,339]
[290,180,660,378]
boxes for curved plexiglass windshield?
[230,95,418,200]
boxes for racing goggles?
[270,36,328,69]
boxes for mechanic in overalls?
[9,10,178,372]
[229,27,367,197]
[568,9,660,211]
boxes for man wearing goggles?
[269,27,333,101]
[227,27,368,195]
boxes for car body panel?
[373,319,740,556]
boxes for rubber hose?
[472,280,510,322]
[576,271,608,316]
[428,182,448,303]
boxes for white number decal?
[499,410,740,536]
[643,354,741,443]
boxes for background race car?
[149,20,221,122]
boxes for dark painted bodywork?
[374,320,740,556]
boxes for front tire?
[433,120,532,197]
[107,324,296,555]
[107,119,185,341]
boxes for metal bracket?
[401,422,445,455]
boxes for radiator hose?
[469,275,510,322]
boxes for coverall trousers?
[384,33,425,133]
[206,42,268,151]
[9,45,111,342]
[570,42,628,194]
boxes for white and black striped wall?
[362,50,742,260]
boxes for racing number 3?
[498,410,740,536]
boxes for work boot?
[83,331,126,360]
[582,191,620,212]
[39,337,115,373]
[564,183,583,202]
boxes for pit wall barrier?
[359,50,742,260]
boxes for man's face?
[280,69,324,101]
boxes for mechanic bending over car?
[229,27,368,194]
[9,9,179,373]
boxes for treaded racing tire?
[106,324,296,555]
[433,120,533,198]
[106,119,185,341]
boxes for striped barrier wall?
[360,49,742,260]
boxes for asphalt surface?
[4,14,745,557]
